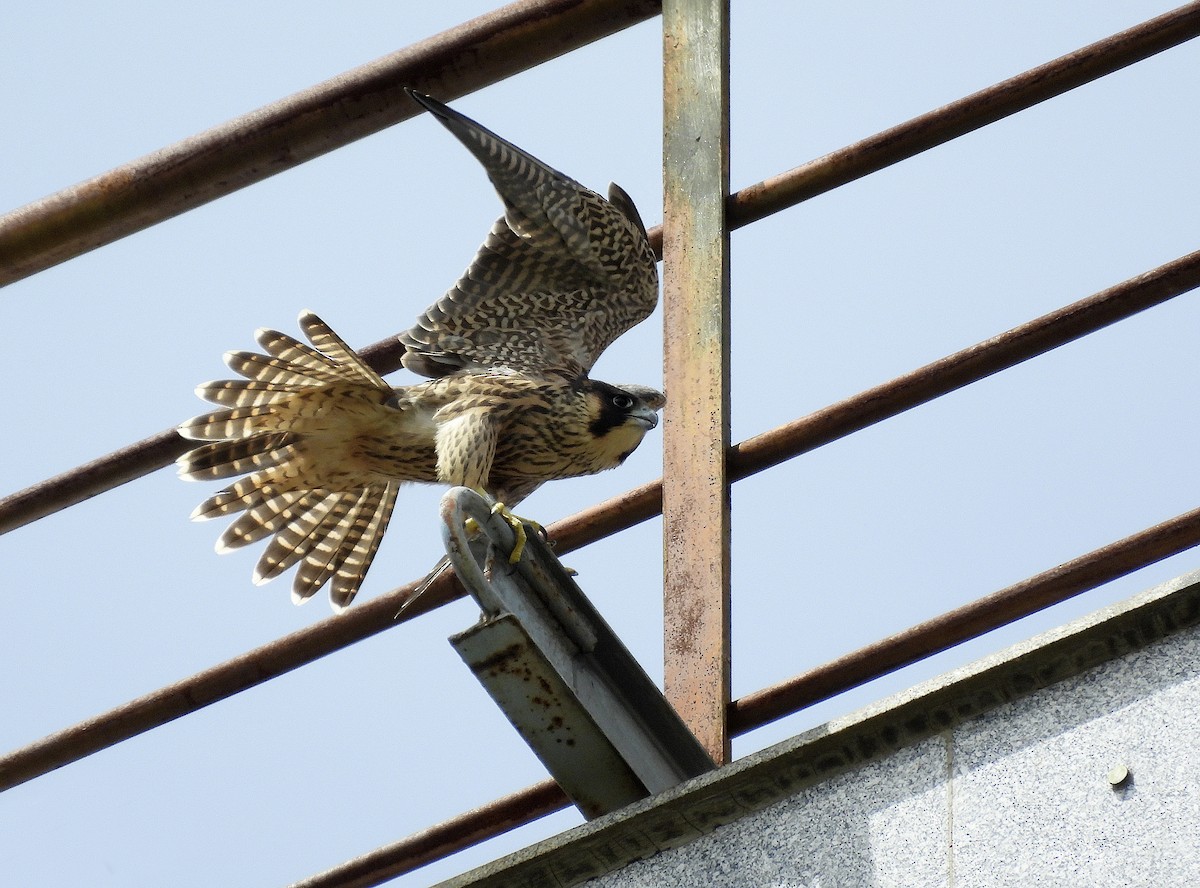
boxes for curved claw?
[462,489,542,563]
[490,501,543,564]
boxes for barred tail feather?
[223,350,328,387]
[181,311,403,608]
[217,491,327,551]
[298,311,390,390]
[286,482,396,607]
[190,475,281,522]
[291,486,386,608]
[330,483,398,610]
[199,481,398,610]
[195,379,314,409]
[253,492,347,585]
[178,404,279,442]
[254,327,348,382]
[176,434,296,482]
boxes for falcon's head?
[583,381,666,467]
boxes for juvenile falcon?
[177,91,663,611]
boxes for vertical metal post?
[661,0,732,764]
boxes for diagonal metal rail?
[0,0,663,286]
[728,1,1200,229]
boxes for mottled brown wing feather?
[399,91,658,380]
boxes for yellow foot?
[490,501,543,564]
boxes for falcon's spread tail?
[178,312,399,610]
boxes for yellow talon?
[487,501,543,564]
[507,521,527,563]
[489,501,526,563]
[464,489,542,564]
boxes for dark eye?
[611,394,634,410]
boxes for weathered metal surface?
[294,568,1200,888]
[288,779,567,888]
[661,0,732,765]
[0,0,663,286]
[0,564,465,793]
[728,1,1200,231]
[6,5,1200,875]
[6,0,1196,290]
[441,488,714,818]
[727,248,1200,481]
[433,571,1200,888]
[452,615,649,819]
[729,501,1200,733]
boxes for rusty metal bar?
[7,4,1199,534]
[0,0,662,287]
[730,502,1200,733]
[661,0,732,764]
[728,248,1200,482]
[288,779,567,888]
[2,5,1195,886]
[4,0,1199,799]
[0,429,187,534]
[279,499,1200,888]
[0,567,461,793]
[3,248,1198,794]
[728,0,1200,229]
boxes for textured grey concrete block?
[950,629,1200,887]
[589,738,950,887]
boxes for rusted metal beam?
[0,566,463,792]
[0,429,187,535]
[0,0,662,286]
[288,779,567,888]
[7,3,1199,534]
[729,502,1200,734]
[727,248,1200,481]
[661,0,732,765]
[728,0,1200,230]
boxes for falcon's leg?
[490,500,544,564]
[465,488,543,564]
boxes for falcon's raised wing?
[399,91,658,381]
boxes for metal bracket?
[441,487,716,820]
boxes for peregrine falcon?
[177,91,663,611]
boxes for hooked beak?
[629,404,659,430]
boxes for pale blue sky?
[3,2,1198,885]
